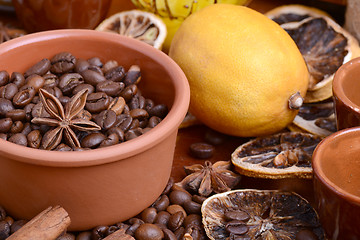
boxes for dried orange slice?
[96,10,167,49]
[288,101,336,138]
[231,132,322,179]
[201,189,326,240]
[266,5,360,103]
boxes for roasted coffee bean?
[55,143,73,151]
[108,97,125,115]
[51,52,76,73]
[125,222,141,236]
[10,72,25,88]
[96,80,124,97]
[81,132,106,149]
[88,65,104,75]
[130,108,149,121]
[0,220,10,239]
[225,220,248,235]
[123,104,130,114]
[88,57,103,68]
[100,133,119,147]
[183,201,201,215]
[183,214,202,229]
[224,210,250,222]
[76,231,92,240]
[27,130,42,149]
[296,229,319,240]
[43,86,63,99]
[85,92,110,113]
[134,223,164,240]
[32,102,50,118]
[163,228,177,240]
[12,86,36,108]
[57,233,76,240]
[167,205,187,218]
[204,129,227,145]
[10,219,27,234]
[153,195,170,212]
[154,211,170,226]
[116,114,133,132]
[24,58,51,77]
[141,207,157,224]
[95,110,117,130]
[107,127,125,142]
[105,225,119,235]
[26,74,45,92]
[0,71,9,87]
[0,98,14,116]
[147,116,162,128]
[81,69,106,86]
[59,96,71,106]
[21,123,32,136]
[128,95,145,110]
[192,195,207,204]
[0,133,7,140]
[91,225,108,239]
[0,206,6,221]
[149,104,168,118]
[144,99,155,112]
[189,142,215,159]
[169,190,192,206]
[6,109,25,121]
[72,83,95,96]
[162,177,174,195]
[31,96,39,104]
[102,60,118,73]
[74,58,90,73]
[115,222,130,232]
[24,103,34,121]
[0,118,12,133]
[10,121,24,133]
[8,133,27,146]
[168,211,185,232]
[120,84,138,102]
[125,128,143,141]
[129,118,140,130]
[0,83,18,100]
[124,65,141,86]
[43,73,59,88]
[105,66,125,82]
[174,226,185,240]
[59,73,84,95]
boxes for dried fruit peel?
[201,189,326,240]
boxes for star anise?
[175,161,241,197]
[31,88,101,150]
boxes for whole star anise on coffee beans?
[175,161,241,197]
[31,88,101,150]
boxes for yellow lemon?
[131,0,251,52]
[169,4,309,137]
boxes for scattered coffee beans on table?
[0,52,168,151]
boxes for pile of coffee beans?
[0,52,168,150]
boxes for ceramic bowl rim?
[0,29,190,167]
[333,56,360,114]
[312,126,360,205]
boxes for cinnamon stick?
[103,228,135,240]
[7,205,71,240]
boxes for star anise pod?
[175,161,241,197]
[31,88,101,150]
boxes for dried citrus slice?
[231,132,322,179]
[266,5,360,103]
[201,189,326,240]
[288,101,336,137]
[96,10,167,49]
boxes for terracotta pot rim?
[333,56,360,112]
[312,126,360,205]
[0,29,190,167]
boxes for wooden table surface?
[0,0,347,206]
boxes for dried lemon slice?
[231,132,322,179]
[266,5,360,103]
[96,10,167,49]
[202,189,326,240]
[288,101,336,138]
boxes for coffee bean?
[27,130,42,149]
[120,84,138,102]
[24,58,51,77]
[26,74,45,92]
[129,118,140,130]
[296,229,319,240]
[130,108,149,120]
[125,128,143,141]
[116,114,133,132]
[169,190,192,206]
[81,69,106,86]
[135,223,164,240]
[76,231,92,240]
[148,104,168,119]
[0,118,12,133]
[224,210,250,222]
[141,207,157,224]
[153,195,170,212]
[0,220,10,239]
[81,132,106,149]
[51,52,76,73]
[88,65,103,76]
[225,220,248,235]
[0,71,9,87]
[108,97,126,115]
[92,225,108,239]
[107,127,125,143]
[168,211,185,232]
[10,219,27,234]
[166,205,187,218]
[154,211,170,226]
[124,65,141,86]
[189,142,215,159]
[10,72,25,88]
[85,92,110,113]
[99,133,119,148]
[6,109,25,121]
[148,116,162,128]
[162,228,177,240]
[0,83,18,100]
[72,83,95,96]
[55,143,73,151]
[204,129,228,145]
[56,233,76,240]
[59,73,84,95]
[8,133,27,146]
[97,80,124,97]
[183,214,202,229]
[43,73,59,89]
[102,60,118,74]
[105,66,125,82]
[183,201,201,215]
[10,121,24,134]
[88,57,103,68]
[12,86,36,108]
[0,98,14,116]
[174,226,185,240]
[0,133,7,140]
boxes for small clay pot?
[0,29,190,231]
[333,56,360,130]
[312,127,360,239]
[12,0,112,32]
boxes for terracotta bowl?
[0,29,190,231]
[312,127,360,239]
